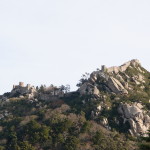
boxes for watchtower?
[19,82,24,87]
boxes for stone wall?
[102,59,141,74]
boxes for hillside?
[0,59,150,150]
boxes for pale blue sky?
[0,0,150,94]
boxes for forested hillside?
[0,59,149,150]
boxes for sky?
[0,0,150,94]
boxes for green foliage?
[52,119,73,134]
[92,131,104,145]
[63,136,79,150]
[139,130,150,150]
[1,73,149,150]
[7,131,20,150]
[140,143,150,150]
[19,141,35,150]
[80,121,91,133]
[0,97,135,150]
[125,65,140,77]
[0,146,5,150]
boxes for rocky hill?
[79,59,146,95]
[0,59,149,150]
[77,59,150,137]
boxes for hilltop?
[0,59,150,150]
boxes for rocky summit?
[0,59,150,150]
[79,59,143,95]
[77,59,150,136]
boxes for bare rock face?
[78,59,150,137]
[118,103,150,137]
[79,72,129,96]
[107,77,128,94]
[79,83,93,95]
[101,118,108,126]
[93,86,100,96]
[78,59,142,96]
[106,59,141,73]
[79,83,100,96]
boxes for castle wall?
[19,82,24,87]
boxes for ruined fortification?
[101,59,140,74]
[11,82,36,98]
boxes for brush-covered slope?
[75,59,150,136]
[0,59,149,150]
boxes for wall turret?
[19,82,24,87]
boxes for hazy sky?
[0,0,150,94]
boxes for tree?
[140,130,150,150]
[7,131,20,150]
[65,84,70,93]
[39,85,45,93]
[19,141,35,150]
[25,120,41,143]
[36,86,39,91]
[64,136,79,150]
[76,72,90,87]
[39,125,50,142]
[92,131,104,145]
[60,84,70,93]
[81,121,90,133]
[60,85,65,92]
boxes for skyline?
[0,0,150,94]
[0,58,148,94]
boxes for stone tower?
[19,82,24,87]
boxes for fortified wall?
[101,59,140,74]
[11,82,36,97]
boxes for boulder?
[118,103,150,137]
[101,118,108,126]
[79,83,100,96]
[107,77,128,94]
[79,83,93,95]
[93,86,100,96]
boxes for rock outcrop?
[0,59,149,138]
[118,103,150,137]
[79,83,100,96]
[78,59,141,95]
[78,59,150,137]
[106,59,141,73]
[107,77,128,94]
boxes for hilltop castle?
[11,82,36,98]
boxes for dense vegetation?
[0,61,150,150]
[0,98,138,150]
